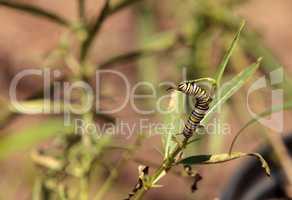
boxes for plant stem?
[78,0,86,22]
[80,177,89,200]
[98,49,152,69]
[0,1,70,26]
[132,137,188,200]
[80,0,110,61]
[94,169,118,200]
[80,0,143,61]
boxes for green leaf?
[178,152,270,176]
[0,1,69,26]
[202,58,261,125]
[215,20,245,86]
[0,118,73,160]
[8,99,86,114]
[162,91,186,159]
[0,98,14,127]
[229,101,292,153]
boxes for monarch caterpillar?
[170,79,214,138]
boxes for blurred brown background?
[0,0,292,199]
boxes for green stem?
[132,137,188,200]
[94,169,118,200]
[80,177,89,200]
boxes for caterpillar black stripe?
[177,81,209,101]
[174,81,213,138]
[182,96,212,138]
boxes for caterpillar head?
[166,82,187,92]
[177,81,189,92]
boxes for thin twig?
[80,0,143,61]
[80,0,110,61]
[98,33,184,69]
[0,1,70,26]
[98,49,152,69]
[132,137,189,200]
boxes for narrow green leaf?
[141,31,177,51]
[0,118,73,160]
[0,1,69,26]
[179,155,211,164]
[162,91,186,159]
[178,152,270,176]
[229,101,292,153]
[202,58,261,124]
[215,20,245,86]
[8,99,54,114]
[8,99,86,114]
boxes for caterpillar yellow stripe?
[175,81,213,138]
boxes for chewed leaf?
[178,152,271,176]
[249,153,271,176]
[191,173,203,193]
